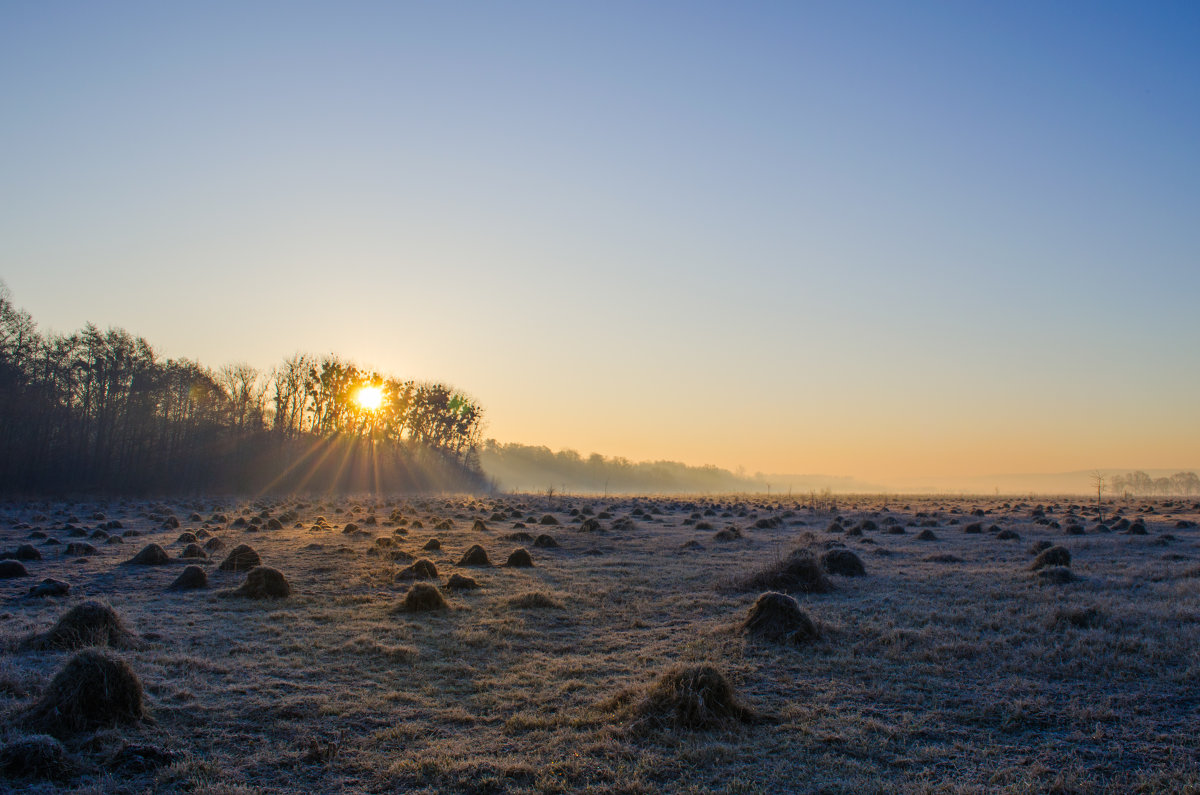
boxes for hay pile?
[179,543,207,559]
[741,592,818,644]
[222,566,291,599]
[218,544,261,571]
[26,578,70,598]
[0,735,78,781]
[820,548,865,577]
[458,544,491,566]
[24,649,145,737]
[0,560,28,578]
[623,665,757,732]
[1031,546,1071,570]
[400,582,447,612]
[422,538,441,551]
[396,559,438,580]
[736,551,833,594]
[1037,566,1075,584]
[167,565,208,591]
[126,543,171,565]
[445,573,480,590]
[1,544,41,561]
[533,534,558,548]
[505,548,534,567]
[24,601,140,650]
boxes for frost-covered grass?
[1,494,1197,793]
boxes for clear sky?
[2,1,1197,484]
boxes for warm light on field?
[355,385,384,411]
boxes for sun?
[354,385,384,411]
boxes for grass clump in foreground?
[22,600,142,651]
[607,664,760,734]
[734,550,833,594]
[0,735,79,781]
[400,582,448,612]
[221,566,291,599]
[741,591,819,644]
[24,649,146,737]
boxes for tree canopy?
[0,282,484,494]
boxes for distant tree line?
[478,441,761,495]
[0,282,485,494]
[1110,470,1200,497]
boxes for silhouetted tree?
[0,282,485,495]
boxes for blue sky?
[2,2,1197,481]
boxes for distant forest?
[0,283,485,494]
[478,441,881,496]
[1110,471,1200,497]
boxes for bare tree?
[1090,470,1105,523]
[217,363,266,432]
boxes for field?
[1,494,1198,794]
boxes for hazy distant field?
[1,494,1198,794]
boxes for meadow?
[1,493,1197,794]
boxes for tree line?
[478,440,757,495]
[1109,470,1200,497]
[0,282,485,494]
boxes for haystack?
[179,543,207,559]
[1031,546,1070,570]
[126,544,170,565]
[505,548,534,567]
[737,551,833,594]
[167,565,208,591]
[0,560,29,578]
[741,592,818,643]
[396,559,438,580]
[820,548,865,577]
[533,534,558,548]
[223,566,290,599]
[2,544,41,561]
[1037,566,1075,584]
[26,578,70,598]
[445,573,480,590]
[218,544,261,572]
[25,649,145,737]
[458,544,491,566]
[627,665,756,732]
[400,582,447,612]
[0,735,78,781]
[24,600,140,650]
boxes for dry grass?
[0,494,1198,792]
[24,649,146,737]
